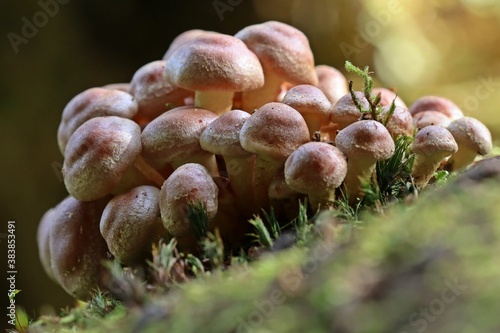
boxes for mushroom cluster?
[38,21,493,300]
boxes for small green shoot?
[249,216,274,248]
[187,200,209,241]
[202,231,225,270]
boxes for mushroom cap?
[331,91,370,129]
[200,110,251,157]
[57,88,138,155]
[315,65,348,104]
[408,95,463,119]
[413,110,452,130]
[447,117,492,156]
[37,207,57,281]
[159,163,218,238]
[235,21,318,86]
[102,83,130,92]
[281,84,332,125]
[141,106,218,168]
[285,142,347,196]
[129,60,192,119]
[63,116,142,201]
[163,29,210,60]
[100,185,166,265]
[379,105,415,138]
[240,102,310,163]
[411,125,458,157]
[335,120,395,161]
[49,196,110,300]
[164,33,264,92]
[371,87,407,109]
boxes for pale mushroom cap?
[141,106,218,167]
[235,21,318,85]
[102,83,130,92]
[63,116,142,201]
[163,29,210,60]
[447,117,492,156]
[411,125,458,157]
[129,60,192,119]
[371,87,407,109]
[379,105,415,138]
[285,142,348,196]
[315,65,348,104]
[57,87,138,155]
[331,91,370,129]
[281,84,332,124]
[165,33,264,92]
[159,163,218,237]
[408,95,463,119]
[335,120,395,161]
[200,110,251,157]
[413,110,453,130]
[240,102,310,163]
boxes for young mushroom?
[100,185,167,265]
[408,95,463,120]
[371,87,407,109]
[315,65,348,105]
[284,142,348,211]
[379,105,415,139]
[331,91,370,130]
[57,87,138,155]
[235,21,318,112]
[164,32,264,115]
[446,117,493,171]
[335,120,395,204]
[37,207,57,282]
[162,29,210,60]
[240,102,310,211]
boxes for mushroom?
[100,185,167,265]
[413,110,453,130]
[446,117,492,171]
[335,120,395,203]
[284,142,348,211]
[235,21,318,112]
[281,85,332,137]
[159,163,218,251]
[379,105,415,139]
[200,110,255,217]
[129,60,192,121]
[163,29,210,60]
[371,87,407,109]
[408,95,463,120]
[240,102,310,211]
[410,125,458,188]
[57,87,138,155]
[141,106,219,176]
[315,65,348,105]
[102,83,130,92]
[331,91,370,130]
[37,207,57,282]
[49,196,110,300]
[164,32,264,115]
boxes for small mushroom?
[57,87,138,155]
[164,32,264,115]
[446,117,492,171]
[413,110,453,130]
[335,120,395,203]
[315,65,348,105]
[102,83,130,92]
[371,87,407,109]
[37,207,57,282]
[408,95,463,120]
[49,196,110,300]
[331,91,370,130]
[281,84,332,137]
[100,185,167,265]
[235,21,318,112]
[240,102,310,211]
[411,125,458,188]
[379,105,415,139]
[163,29,210,60]
[284,142,348,211]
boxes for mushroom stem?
[446,147,478,172]
[195,90,234,115]
[342,159,375,204]
[134,155,166,187]
[224,155,256,217]
[320,123,339,142]
[308,192,336,212]
[170,153,220,177]
[253,157,282,212]
[302,116,323,139]
[411,155,443,188]
[241,71,283,112]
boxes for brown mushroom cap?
[163,29,210,60]
[284,142,347,197]
[100,185,166,265]
[37,207,57,281]
[315,65,348,104]
[235,21,318,85]
[49,196,110,300]
[129,60,192,119]
[200,110,251,157]
[164,32,264,92]
[408,95,463,119]
[379,105,415,138]
[240,102,310,163]
[447,117,492,156]
[413,110,453,130]
[281,84,332,128]
[57,88,138,155]
[331,91,370,130]
[411,125,458,158]
[335,120,395,161]
[141,106,218,169]
[63,116,142,201]
[371,87,407,109]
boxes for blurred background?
[1,0,499,321]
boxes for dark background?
[1,0,499,322]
